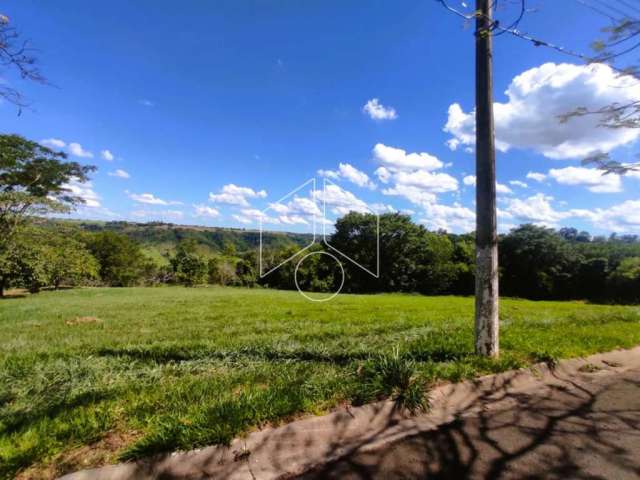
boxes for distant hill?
[44,219,313,264]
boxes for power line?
[614,0,640,16]
[574,0,619,23]
[592,0,632,19]
[436,0,640,69]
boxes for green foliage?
[0,134,95,243]
[84,231,149,287]
[354,347,428,413]
[608,257,640,304]
[170,239,207,286]
[1,287,640,477]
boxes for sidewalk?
[61,347,640,480]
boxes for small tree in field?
[41,231,99,289]
[171,240,207,286]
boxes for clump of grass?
[531,349,559,369]
[353,347,429,413]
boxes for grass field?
[1,287,640,478]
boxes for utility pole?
[474,0,499,357]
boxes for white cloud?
[317,169,340,180]
[592,200,640,232]
[129,192,182,206]
[420,202,475,232]
[318,163,376,189]
[509,180,528,188]
[373,143,443,171]
[337,163,376,189]
[232,214,252,225]
[393,169,459,193]
[139,99,155,107]
[463,175,476,186]
[40,138,66,149]
[548,166,622,193]
[526,172,547,182]
[193,204,220,218]
[363,98,398,120]
[371,143,458,207]
[100,149,115,161]
[108,169,130,179]
[131,209,184,220]
[68,142,94,159]
[374,166,392,184]
[381,184,437,206]
[444,63,640,159]
[461,175,512,194]
[313,184,369,216]
[624,170,640,180]
[504,194,569,226]
[62,178,101,208]
[235,208,279,225]
[209,184,267,206]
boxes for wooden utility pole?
[474,0,499,357]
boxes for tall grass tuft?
[353,346,430,413]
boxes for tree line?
[1,133,639,303]
[3,212,639,305]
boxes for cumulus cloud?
[131,209,184,220]
[100,149,115,161]
[392,169,459,193]
[381,185,437,206]
[40,138,66,149]
[444,63,640,159]
[68,142,94,158]
[312,183,369,216]
[193,204,220,218]
[318,163,376,189]
[593,200,640,232]
[509,180,528,188]
[526,172,547,182]
[209,184,267,206]
[373,143,443,171]
[233,208,280,225]
[420,202,475,232]
[461,175,512,194]
[548,166,622,193]
[62,178,100,208]
[108,169,130,179]
[363,98,398,120]
[370,144,459,216]
[129,192,182,206]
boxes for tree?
[0,134,95,247]
[500,225,582,300]
[40,231,99,289]
[0,13,46,109]
[608,257,640,304]
[170,239,207,286]
[85,231,147,286]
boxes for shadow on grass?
[95,344,475,366]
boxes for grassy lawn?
[1,287,640,478]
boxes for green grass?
[1,287,639,478]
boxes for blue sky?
[2,0,640,235]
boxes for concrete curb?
[59,346,640,480]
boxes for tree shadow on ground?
[62,362,640,480]
[297,372,640,480]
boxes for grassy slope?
[1,287,640,478]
